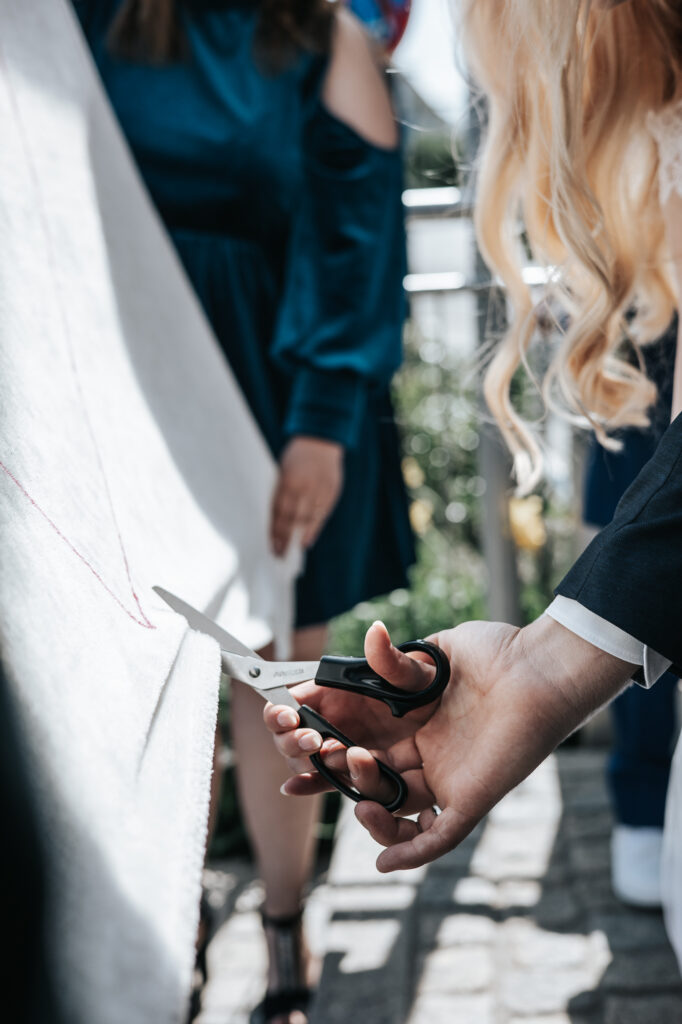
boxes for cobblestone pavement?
[195,749,682,1024]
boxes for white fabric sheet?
[0,2,297,1021]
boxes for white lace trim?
[648,100,682,205]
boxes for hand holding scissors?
[155,588,450,813]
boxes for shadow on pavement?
[305,749,682,1024]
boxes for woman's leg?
[230,627,326,918]
[230,625,327,1023]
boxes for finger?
[301,498,333,548]
[394,769,438,815]
[280,772,335,797]
[301,516,324,550]
[282,735,350,777]
[270,487,299,556]
[274,727,324,761]
[375,807,466,872]
[354,801,421,847]
[417,806,439,831]
[263,702,300,735]
[346,747,399,805]
[364,621,435,692]
[287,681,325,709]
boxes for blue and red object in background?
[344,0,411,54]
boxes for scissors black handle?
[297,705,408,813]
[315,639,450,718]
[296,640,450,813]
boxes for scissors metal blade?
[221,651,320,691]
[154,586,261,658]
[153,586,302,710]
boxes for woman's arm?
[270,10,405,555]
[322,8,398,150]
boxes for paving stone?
[503,918,609,971]
[419,872,499,908]
[604,994,682,1023]
[308,918,412,1024]
[418,912,497,949]
[415,945,495,995]
[562,810,613,842]
[588,910,671,953]
[322,918,404,974]
[599,947,682,992]
[313,883,417,914]
[419,874,574,916]
[500,969,603,1016]
[199,909,266,1023]
[198,748,682,1024]
[568,838,612,875]
[560,783,611,814]
[308,961,407,1024]
[422,831,483,874]
[496,880,544,909]
[499,923,611,1015]
[573,873,623,914]
[328,802,426,887]
[470,822,560,881]
[555,749,607,776]
[533,886,583,930]
[538,860,572,887]
[406,992,495,1024]
[508,1016,597,1024]
[489,791,562,827]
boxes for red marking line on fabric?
[0,460,153,626]
[0,43,155,631]
[0,459,155,630]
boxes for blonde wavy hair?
[460,0,682,490]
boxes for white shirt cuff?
[545,596,672,689]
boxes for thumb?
[364,620,435,693]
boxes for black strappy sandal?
[186,890,216,1023]
[251,907,312,1024]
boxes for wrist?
[513,615,635,737]
[285,435,344,458]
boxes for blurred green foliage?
[403,132,459,190]
[331,323,487,654]
[330,323,575,657]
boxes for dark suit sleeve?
[556,411,682,674]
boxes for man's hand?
[270,436,344,556]
[264,617,635,872]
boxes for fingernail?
[279,783,290,796]
[349,768,359,781]
[299,732,322,752]
[277,710,298,728]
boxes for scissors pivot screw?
[249,667,261,679]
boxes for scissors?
[154,587,450,813]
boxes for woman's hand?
[264,618,634,872]
[270,436,344,556]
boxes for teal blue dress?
[76,0,415,626]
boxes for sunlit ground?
[195,748,682,1024]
